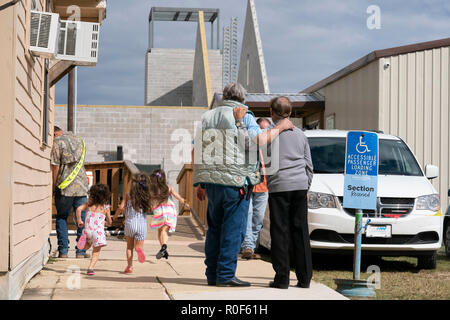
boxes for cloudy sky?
[55,0,450,105]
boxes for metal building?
[302,38,450,210]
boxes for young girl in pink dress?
[76,184,112,276]
[148,169,189,259]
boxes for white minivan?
[259,130,443,269]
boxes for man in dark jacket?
[266,97,314,289]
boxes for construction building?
[145,7,222,107]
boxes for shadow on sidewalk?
[168,216,204,241]
[188,242,205,253]
[157,277,271,288]
[42,263,155,274]
[166,254,205,259]
[157,276,210,287]
[84,275,160,284]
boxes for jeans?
[242,191,268,251]
[54,191,87,255]
[204,184,250,283]
[268,190,312,286]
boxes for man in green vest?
[51,126,89,259]
[194,83,293,287]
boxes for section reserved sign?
[343,131,379,210]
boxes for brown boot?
[241,248,254,260]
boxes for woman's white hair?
[223,83,247,103]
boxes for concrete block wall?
[145,48,222,107]
[208,49,224,96]
[145,49,195,106]
[54,105,207,191]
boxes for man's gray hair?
[223,83,247,103]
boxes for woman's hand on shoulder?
[278,118,294,131]
[233,106,247,120]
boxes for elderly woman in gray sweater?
[266,96,314,289]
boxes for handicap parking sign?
[343,131,379,210]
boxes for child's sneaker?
[77,233,87,250]
[156,244,168,260]
[124,266,133,274]
[87,269,95,276]
[136,247,146,263]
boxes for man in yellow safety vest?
[51,126,89,259]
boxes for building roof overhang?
[53,0,107,24]
[302,37,450,93]
[211,92,325,118]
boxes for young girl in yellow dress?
[148,169,189,259]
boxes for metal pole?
[217,14,220,50]
[67,69,74,132]
[353,209,363,280]
[74,67,77,134]
[151,13,154,49]
[149,10,154,49]
[148,16,152,51]
[211,22,214,50]
[117,146,123,161]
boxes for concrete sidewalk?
[22,217,347,300]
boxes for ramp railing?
[177,164,208,235]
[51,160,140,231]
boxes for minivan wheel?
[417,252,437,270]
[445,223,450,258]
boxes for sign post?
[335,131,379,298]
[353,210,363,280]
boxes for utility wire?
[0,0,20,12]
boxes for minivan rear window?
[308,137,423,176]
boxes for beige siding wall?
[0,0,16,272]
[320,60,380,131]
[378,47,450,210]
[10,0,54,269]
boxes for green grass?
[46,256,58,265]
[260,246,450,300]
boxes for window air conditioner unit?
[29,10,60,58]
[56,20,101,64]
